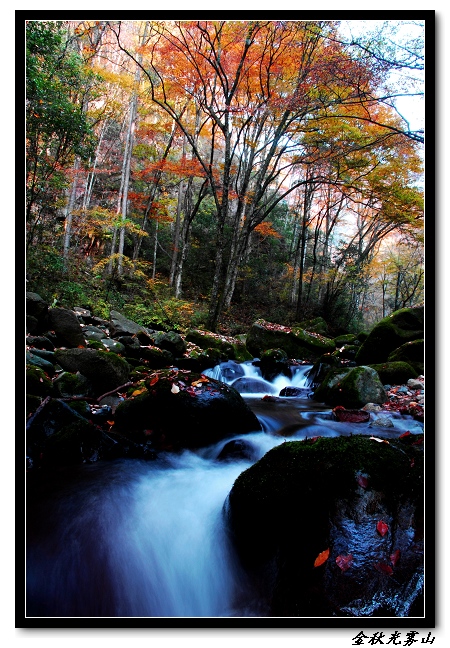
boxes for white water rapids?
[26,361,423,618]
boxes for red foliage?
[376,520,389,537]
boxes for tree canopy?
[25,17,426,334]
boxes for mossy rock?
[150,330,187,357]
[331,344,358,360]
[258,348,291,381]
[26,394,42,417]
[26,365,53,397]
[87,340,105,350]
[355,307,424,365]
[227,435,424,617]
[368,361,418,385]
[53,371,94,398]
[139,345,174,368]
[298,317,329,335]
[388,339,424,376]
[245,319,335,361]
[305,353,342,389]
[313,365,386,408]
[334,334,357,346]
[54,348,130,395]
[185,328,249,361]
[114,368,261,451]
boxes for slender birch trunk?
[62,156,81,268]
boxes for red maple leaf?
[376,520,389,537]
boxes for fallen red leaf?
[376,520,389,537]
[149,375,159,386]
[412,437,423,445]
[399,431,412,439]
[336,554,353,572]
[313,547,330,568]
[390,549,401,566]
[374,562,393,575]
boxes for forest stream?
[26,361,424,619]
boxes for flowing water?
[26,361,423,618]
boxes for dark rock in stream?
[113,369,262,451]
[226,435,424,617]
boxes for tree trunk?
[63,156,81,268]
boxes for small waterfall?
[27,360,424,618]
[203,360,313,397]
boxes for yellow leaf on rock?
[132,388,147,397]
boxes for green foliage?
[26,20,98,236]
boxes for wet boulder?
[355,306,424,366]
[313,366,386,409]
[226,435,424,617]
[48,307,86,348]
[217,360,245,382]
[257,348,291,382]
[245,319,335,362]
[113,369,261,451]
[217,438,257,462]
[54,348,130,395]
[231,376,277,394]
[52,371,94,398]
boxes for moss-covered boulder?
[388,339,424,376]
[54,348,130,395]
[305,353,342,389]
[52,371,94,398]
[226,435,424,617]
[150,330,187,357]
[185,329,251,362]
[258,348,291,381]
[314,365,386,408]
[113,369,261,451]
[331,344,358,361]
[334,333,358,346]
[245,319,336,361]
[368,361,418,386]
[26,365,53,397]
[139,345,174,368]
[297,317,329,336]
[355,306,424,366]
